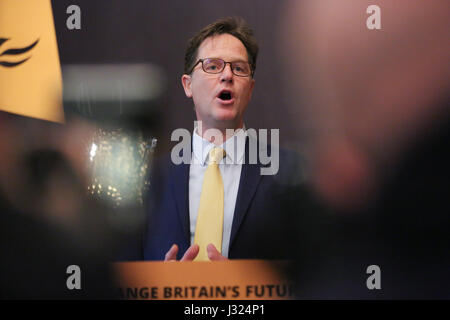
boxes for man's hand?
[164,244,199,261]
[164,243,228,261]
[206,244,227,261]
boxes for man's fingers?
[164,244,178,261]
[207,244,227,261]
[181,244,199,261]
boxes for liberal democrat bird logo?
[0,37,39,67]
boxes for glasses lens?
[202,59,224,74]
[232,61,251,76]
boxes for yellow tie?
[194,147,226,261]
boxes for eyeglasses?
[190,58,253,77]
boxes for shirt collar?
[193,125,247,165]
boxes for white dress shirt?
[189,127,247,258]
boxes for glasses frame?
[189,58,253,77]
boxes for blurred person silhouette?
[0,112,117,299]
[280,0,449,298]
[0,0,119,298]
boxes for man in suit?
[142,17,301,261]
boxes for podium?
[113,260,294,300]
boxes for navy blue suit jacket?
[142,136,302,260]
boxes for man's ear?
[248,78,255,99]
[181,74,193,98]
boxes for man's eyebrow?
[206,57,249,62]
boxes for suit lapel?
[168,135,266,249]
[169,159,191,245]
[229,136,263,248]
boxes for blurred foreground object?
[63,63,164,258]
[282,0,449,210]
[281,0,450,298]
[86,127,156,231]
[0,114,115,299]
[0,0,64,123]
[0,0,114,298]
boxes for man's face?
[182,33,255,132]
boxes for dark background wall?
[51,0,299,150]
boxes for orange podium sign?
[113,260,294,300]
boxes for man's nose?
[220,63,234,82]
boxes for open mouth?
[218,90,233,101]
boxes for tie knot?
[208,147,225,164]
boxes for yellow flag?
[0,0,64,123]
